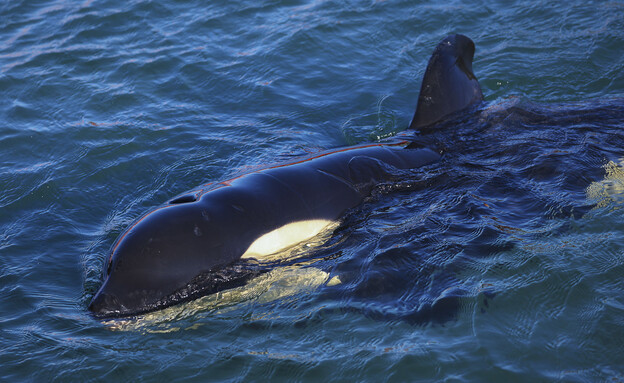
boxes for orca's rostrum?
[89,34,484,318]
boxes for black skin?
[410,34,483,130]
[88,34,483,318]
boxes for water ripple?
[1,0,624,381]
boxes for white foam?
[587,158,624,208]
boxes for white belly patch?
[241,219,338,260]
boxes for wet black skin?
[410,34,483,130]
[89,144,440,317]
[88,34,483,318]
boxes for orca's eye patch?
[169,194,198,204]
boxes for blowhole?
[169,194,198,204]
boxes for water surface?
[1,0,624,381]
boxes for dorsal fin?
[409,34,483,130]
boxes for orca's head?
[88,196,236,318]
[409,34,484,130]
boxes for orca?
[88,34,484,318]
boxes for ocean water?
[1,0,624,381]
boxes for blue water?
[2,0,624,381]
